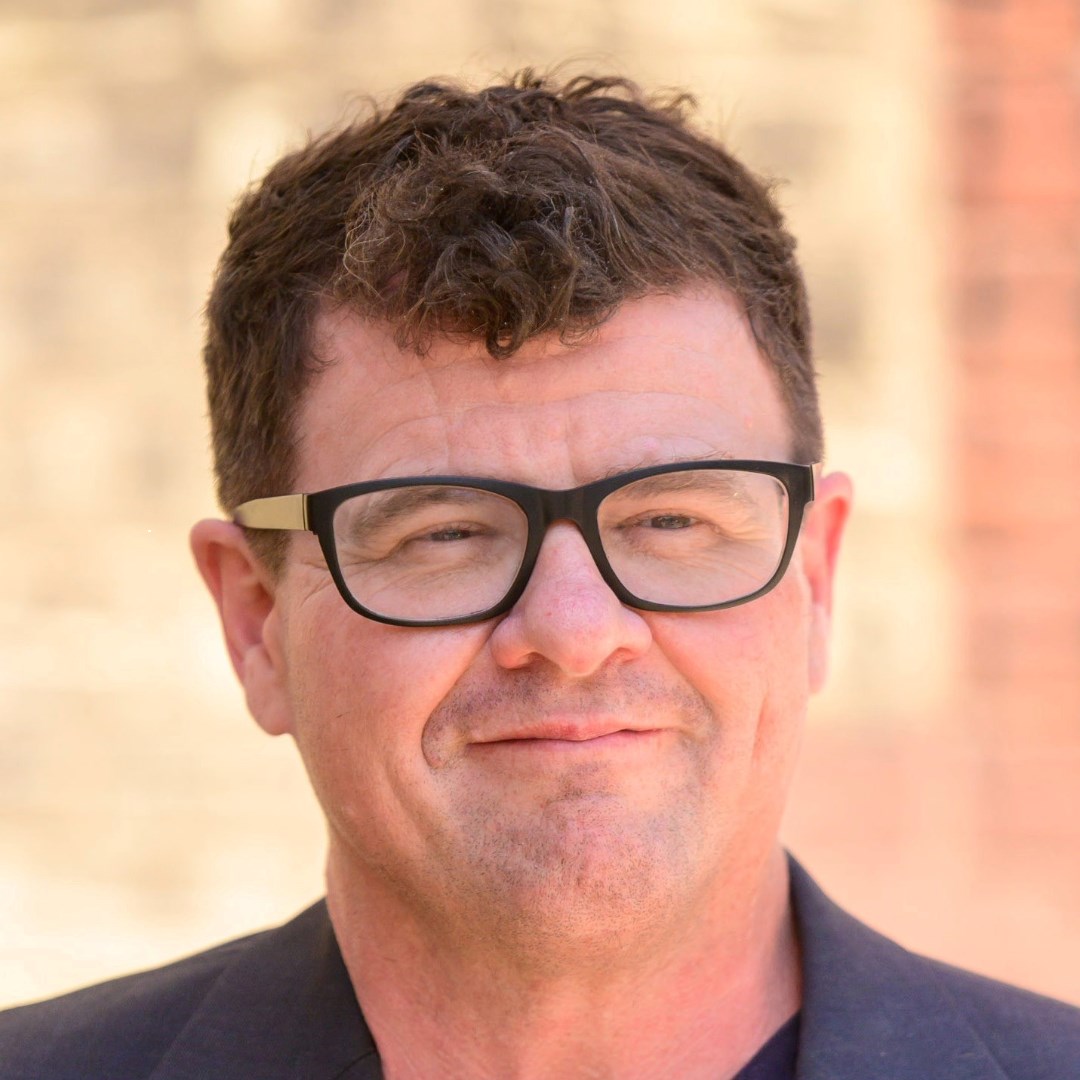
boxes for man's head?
[192,71,850,965]
[203,72,822,565]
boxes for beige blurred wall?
[2,0,1075,1009]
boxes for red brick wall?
[786,1,1080,1007]
[945,0,1080,741]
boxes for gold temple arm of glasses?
[233,494,309,531]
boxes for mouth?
[470,723,666,755]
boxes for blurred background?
[2,0,1078,1008]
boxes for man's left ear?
[190,519,294,737]
[801,471,853,693]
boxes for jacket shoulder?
[921,955,1080,1079]
[789,857,1080,1080]
[0,928,271,1080]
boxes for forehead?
[295,289,793,489]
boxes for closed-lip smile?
[471,719,665,749]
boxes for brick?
[944,0,1080,745]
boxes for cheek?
[281,611,492,802]
[647,579,813,751]
[297,622,490,725]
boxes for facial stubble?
[411,670,730,969]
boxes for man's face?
[203,289,849,952]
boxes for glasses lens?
[331,485,529,622]
[597,468,790,607]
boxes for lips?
[421,670,713,768]
[473,719,662,745]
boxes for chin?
[440,795,710,964]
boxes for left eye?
[642,514,696,530]
[425,525,480,542]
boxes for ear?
[800,471,853,693]
[190,519,294,737]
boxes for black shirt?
[730,1013,799,1080]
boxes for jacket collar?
[149,902,379,1080]
[151,860,1011,1080]
[790,858,1009,1079]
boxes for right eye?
[631,513,698,530]
[343,514,494,563]
[419,524,484,543]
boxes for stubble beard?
[413,671,727,971]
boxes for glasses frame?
[233,459,816,627]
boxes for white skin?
[193,288,851,1080]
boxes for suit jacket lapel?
[149,902,380,1080]
[146,861,1022,1079]
[790,859,1009,1080]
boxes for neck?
[327,845,800,1080]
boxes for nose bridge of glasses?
[522,485,611,586]
[531,484,603,547]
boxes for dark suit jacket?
[3,860,1078,1078]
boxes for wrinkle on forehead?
[297,289,793,490]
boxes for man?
[2,71,1077,1080]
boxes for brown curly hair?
[203,71,822,569]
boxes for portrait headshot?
[2,3,1079,1078]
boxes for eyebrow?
[603,468,749,499]
[598,452,734,481]
[343,485,496,530]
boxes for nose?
[488,523,653,677]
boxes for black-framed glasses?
[233,460,815,627]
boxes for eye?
[642,513,695,530]
[421,524,482,543]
